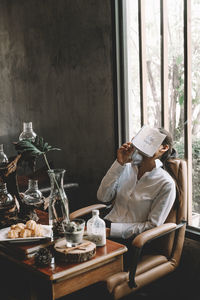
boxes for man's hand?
[117,142,135,166]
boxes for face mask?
[132,149,143,165]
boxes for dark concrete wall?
[0,0,116,209]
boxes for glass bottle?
[48,169,69,240]
[87,210,106,246]
[0,144,8,166]
[0,182,14,209]
[23,179,42,205]
[19,122,36,141]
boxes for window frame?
[114,0,199,234]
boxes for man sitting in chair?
[97,127,176,243]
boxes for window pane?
[126,0,141,139]
[145,0,161,127]
[191,0,200,227]
[123,0,200,229]
[167,0,184,157]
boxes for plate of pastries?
[0,220,52,242]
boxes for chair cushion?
[136,254,168,276]
[113,261,175,300]
[106,255,168,294]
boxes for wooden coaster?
[54,239,96,263]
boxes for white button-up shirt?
[97,159,176,239]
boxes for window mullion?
[160,0,169,130]
[184,0,192,224]
[138,0,147,126]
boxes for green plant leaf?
[14,135,61,160]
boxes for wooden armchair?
[105,158,187,299]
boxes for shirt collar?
[140,159,163,179]
[155,159,163,168]
[131,158,163,172]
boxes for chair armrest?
[129,220,186,289]
[132,223,177,248]
[69,204,107,220]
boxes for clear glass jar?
[63,218,85,247]
[19,122,36,141]
[0,144,8,166]
[87,210,106,246]
[48,169,69,239]
[0,183,14,209]
[23,179,42,204]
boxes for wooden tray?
[54,239,96,263]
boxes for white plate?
[0,225,52,243]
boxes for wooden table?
[0,238,127,300]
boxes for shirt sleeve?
[97,160,125,203]
[110,180,176,239]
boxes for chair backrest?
[146,158,187,260]
[165,158,187,223]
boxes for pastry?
[7,220,44,239]
[26,220,37,231]
[19,228,32,238]
[7,229,19,239]
[11,223,25,230]
[32,224,44,237]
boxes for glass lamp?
[23,179,42,205]
[0,144,8,166]
[19,122,36,141]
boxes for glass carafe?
[0,183,14,210]
[19,122,36,141]
[23,179,42,204]
[48,169,69,239]
[0,144,8,166]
